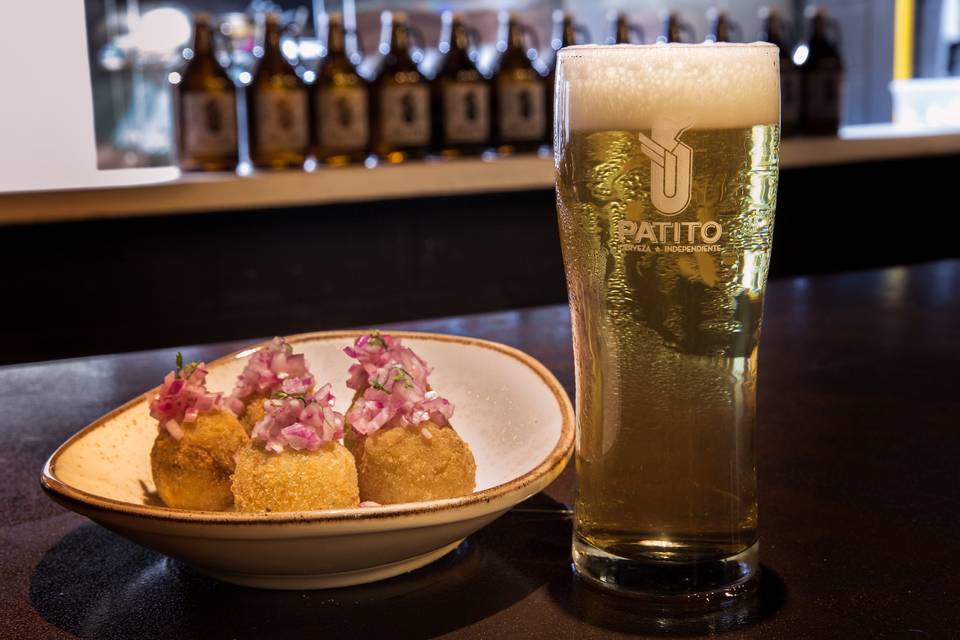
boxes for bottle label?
[255,88,309,153]
[498,80,545,141]
[805,70,843,126]
[781,68,802,129]
[381,84,430,146]
[443,82,490,144]
[182,91,237,155]
[317,85,369,150]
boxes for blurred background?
[1,0,958,365]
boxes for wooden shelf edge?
[2,129,959,226]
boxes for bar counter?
[2,260,958,638]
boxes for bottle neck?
[662,16,681,43]
[380,16,418,70]
[193,20,213,56]
[806,13,839,59]
[441,19,470,56]
[611,16,630,44]
[710,17,731,42]
[262,19,284,63]
[761,17,786,51]
[552,15,576,50]
[500,18,526,53]
[383,20,410,53]
[327,19,346,56]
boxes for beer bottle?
[542,11,586,147]
[705,9,738,43]
[759,7,801,137]
[247,13,310,168]
[313,13,370,165]
[370,11,432,163]
[490,12,547,154]
[606,11,644,45]
[175,13,238,171]
[796,6,844,136]
[430,11,490,157]
[657,11,695,43]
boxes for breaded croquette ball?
[150,409,249,510]
[231,442,359,512]
[355,421,476,504]
[237,392,268,433]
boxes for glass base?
[572,535,759,609]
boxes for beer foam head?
[557,43,780,131]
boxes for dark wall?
[0,190,563,365]
[2,154,958,365]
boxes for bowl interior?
[50,332,569,512]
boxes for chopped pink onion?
[148,360,223,434]
[343,332,455,436]
[359,501,382,508]
[227,337,314,413]
[250,385,345,453]
[164,419,184,440]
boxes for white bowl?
[41,331,575,589]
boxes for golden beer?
[555,44,780,601]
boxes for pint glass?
[554,44,780,601]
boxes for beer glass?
[554,44,780,603]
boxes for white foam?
[557,43,780,131]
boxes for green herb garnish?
[272,390,309,403]
[367,330,386,348]
[175,352,199,379]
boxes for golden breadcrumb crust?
[231,442,359,512]
[150,409,249,511]
[238,392,269,433]
[354,421,476,504]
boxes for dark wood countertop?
[2,261,959,638]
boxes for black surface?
[2,262,960,638]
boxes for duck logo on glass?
[638,123,692,216]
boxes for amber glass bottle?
[797,6,844,136]
[490,12,547,155]
[176,13,238,171]
[247,13,310,169]
[370,11,432,163]
[430,12,490,157]
[313,13,370,165]
[759,7,801,137]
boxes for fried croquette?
[354,421,476,504]
[231,442,359,512]
[237,392,268,433]
[150,409,249,510]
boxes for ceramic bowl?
[41,331,575,589]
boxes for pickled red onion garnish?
[251,383,344,453]
[148,356,222,440]
[226,337,314,415]
[343,332,454,435]
[344,332,430,392]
